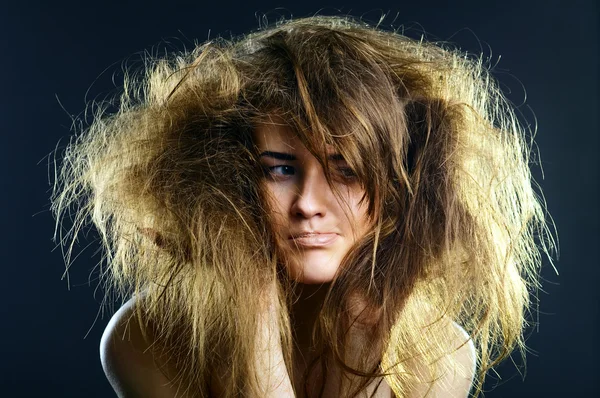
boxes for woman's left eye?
[338,167,357,179]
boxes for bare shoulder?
[435,321,477,397]
[100,296,187,398]
[403,320,477,398]
[448,321,477,390]
[449,321,477,380]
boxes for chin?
[295,274,335,284]
[286,258,340,284]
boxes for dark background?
[2,0,597,396]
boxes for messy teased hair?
[51,14,556,397]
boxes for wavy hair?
[51,14,556,397]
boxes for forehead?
[252,118,337,154]
[252,121,298,150]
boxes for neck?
[290,283,330,354]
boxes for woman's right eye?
[263,165,295,177]
[261,165,357,183]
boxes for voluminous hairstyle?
[51,14,556,398]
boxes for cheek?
[348,194,372,239]
[262,184,289,234]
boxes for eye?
[260,164,357,182]
[338,167,357,179]
[263,165,295,177]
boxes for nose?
[290,166,332,219]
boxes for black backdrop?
[2,0,597,396]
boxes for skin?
[252,116,371,350]
[252,119,371,285]
[253,119,392,396]
[252,119,475,397]
[100,118,474,398]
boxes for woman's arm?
[252,282,296,397]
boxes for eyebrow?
[258,151,345,161]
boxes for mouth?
[288,233,339,247]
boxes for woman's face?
[253,119,372,284]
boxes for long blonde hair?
[51,14,557,397]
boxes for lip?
[288,233,339,247]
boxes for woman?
[51,14,556,397]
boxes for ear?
[136,226,188,261]
[137,227,166,249]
